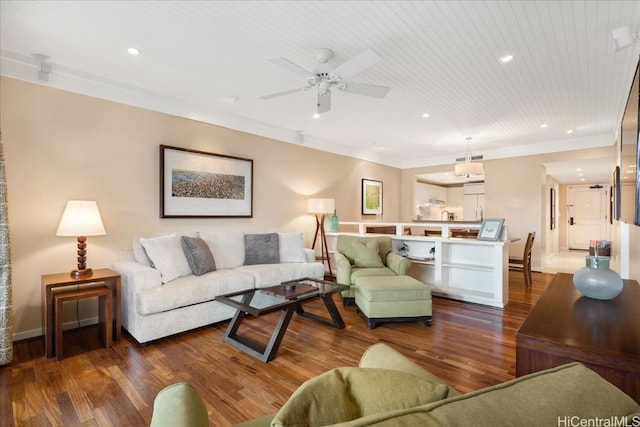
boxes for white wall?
[0,77,401,338]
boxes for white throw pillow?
[140,233,192,283]
[198,231,245,269]
[132,236,152,267]
[278,232,306,263]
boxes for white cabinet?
[463,194,484,220]
[463,183,485,221]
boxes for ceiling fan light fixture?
[262,48,389,114]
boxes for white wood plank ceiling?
[1,1,639,182]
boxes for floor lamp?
[308,198,334,278]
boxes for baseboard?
[12,316,100,342]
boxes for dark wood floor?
[1,271,555,426]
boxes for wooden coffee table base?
[221,278,348,363]
[220,281,347,363]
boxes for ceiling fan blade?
[269,57,314,78]
[317,91,331,114]
[260,86,310,100]
[340,82,390,98]
[331,49,381,80]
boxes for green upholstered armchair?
[334,235,411,305]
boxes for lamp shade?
[454,162,484,177]
[56,200,106,236]
[308,198,335,214]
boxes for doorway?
[566,184,609,250]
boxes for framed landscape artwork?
[160,145,253,218]
[476,218,505,241]
[361,179,383,215]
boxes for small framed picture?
[476,218,505,241]
[361,178,383,215]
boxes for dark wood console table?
[516,273,640,403]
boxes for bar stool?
[54,286,113,360]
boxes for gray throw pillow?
[244,233,280,265]
[181,236,216,276]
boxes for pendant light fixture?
[454,137,484,178]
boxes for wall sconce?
[56,200,106,277]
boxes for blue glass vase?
[573,256,623,300]
[331,209,339,232]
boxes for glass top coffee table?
[215,277,348,362]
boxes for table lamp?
[308,198,334,277]
[56,200,106,277]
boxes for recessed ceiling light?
[312,112,320,119]
[500,55,513,63]
[541,123,548,128]
[422,113,430,118]
[127,47,140,55]
[567,129,574,134]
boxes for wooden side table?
[55,286,112,360]
[516,273,640,403]
[42,268,121,359]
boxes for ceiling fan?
[260,48,390,115]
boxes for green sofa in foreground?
[151,343,640,427]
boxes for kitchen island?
[326,221,509,308]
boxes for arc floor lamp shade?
[56,200,106,277]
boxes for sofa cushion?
[278,232,306,263]
[337,235,392,265]
[132,236,153,267]
[136,269,255,315]
[352,240,384,268]
[351,267,397,283]
[356,276,431,302]
[271,367,448,427]
[338,363,640,426]
[199,231,245,269]
[181,236,216,276]
[244,233,280,265]
[140,233,192,284]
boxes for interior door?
[567,185,608,250]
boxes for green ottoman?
[355,275,432,329]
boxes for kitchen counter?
[326,224,510,308]
[412,220,482,224]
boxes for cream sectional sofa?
[112,231,324,344]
